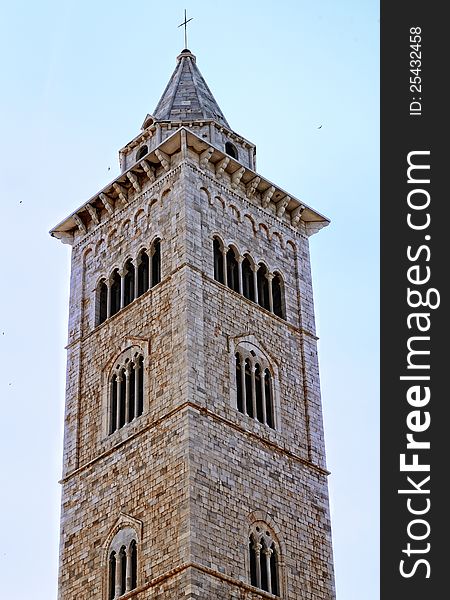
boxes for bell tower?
[52,48,336,600]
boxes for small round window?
[136,145,148,161]
[225,142,238,159]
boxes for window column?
[237,256,243,294]
[250,362,257,419]
[264,546,273,594]
[125,545,133,593]
[252,265,259,304]
[119,269,126,309]
[240,355,247,414]
[254,541,262,589]
[222,248,228,287]
[106,279,112,318]
[134,257,140,299]
[115,549,123,598]
[260,368,267,425]
[116,374,123,430]
[134,360,140,418]
[267,273,274,313]
[125,365,131,424]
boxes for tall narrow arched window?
[110,269,121,316]
[226,248,240,293]
[128,364,136,422]
[225,141,238,159]
[272,273,285,319]
[248,524,281,596]
[108,552,116,600]
[110,375,118,435]
[130,540,137,590]
[233,345,277,430]
[123,259,135,308]
[119,546,127,596]
[151,238,161,287]
[257,264,270,310]
[97,278,108,325]
[118,369,126,429]
[242,256,255,301]
[255,364,264,423]
[136,145,148,161]
[213,238,224,284]
[106,528,139,598]
[264,369,274,429]
[109,352,144,435]
[270,543,280,596]
[235,353,244,414]
[137,249,149,297]
[137,355,144,417]
[244,359,253,418]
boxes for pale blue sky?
[0,1,379,598]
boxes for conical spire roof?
[153,49,230,128]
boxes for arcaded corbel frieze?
[199,147,214,169]
[113,182,128,205]
[231,166,245,189]
[127,171,141,193]
[141,160,156,182]
[246,176,260,198]
[99,193,114,215]
[73,213,87,234]
[276,195,290,218]
[215,156,230,180]
[85,203,100,225]
[291,204,305,227]
[155,149,171,172]
[261,186,275,208]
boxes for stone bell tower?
[51,47,336,600]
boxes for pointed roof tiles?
[153,50,230,128]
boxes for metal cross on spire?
[178,9,193,50]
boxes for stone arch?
[258,222,270,241]
[214,195,225,210]
[120,219,131,237]
[95,238,106,256]
[159,186,171,204]
[270,230,285,249]
[107,228,117,247]
[133,208,146,227]
[243,213,257,236]
[229,204,241,221]
[147,197,158,216]
[199,186,211,205]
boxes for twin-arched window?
[109,354,144,435]
[96,239,161,326]
[249,524,281,596]
[107,529,138,599]
[213,237,285,319]
[235,350,275,429]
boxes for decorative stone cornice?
[50,127,329,245]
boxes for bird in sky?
[317,125,323,129]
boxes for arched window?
[108,551,116,600]
[213,238,224,284]
[249,524,281,596]
[225,141,238,159]
[123,259,135,308]
[242,256,255,301]
[234,346,276,429]
[97,278,108,325]
[272,273,285,319]
[151,238,161,287]
[109,353,144,435]
[137,250,149,296]
[257,264,270,311]
[226,247,240,293]
[107,528,138,599]
[136,145,148,161]
[110,269,121,316]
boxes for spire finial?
[178,9,193,50]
